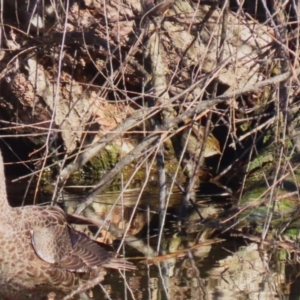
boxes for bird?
[181,118,221,160]
[0,149,135,300]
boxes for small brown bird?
[181,119,221,160]
[0,150,135,300]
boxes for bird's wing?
[59,228,112,272]
[30,206,111,272]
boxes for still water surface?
[5,177,300,300]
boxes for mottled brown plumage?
[181,119,221,160]
[0,151,135,300]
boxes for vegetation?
[1,0,300,298]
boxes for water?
[4,177,299,300]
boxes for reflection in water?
[90,242,285,300]
[4,178,297,299]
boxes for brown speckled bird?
[181,119,221,160]
[0,150,135,300]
